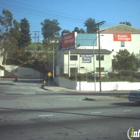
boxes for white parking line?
[124,110,131,112]
[39,114,53,117]
[91,112,102,114]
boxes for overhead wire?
[0,1,86,23]
[0,0,120,30]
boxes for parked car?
[128,90,140,104]
[1,74,18,79]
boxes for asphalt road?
[0,81,140,140]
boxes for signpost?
[80,54,92,63]
[47,72,52,86]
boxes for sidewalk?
[43,85,130,102]
[42,81,131,93]
[43,85,130,93]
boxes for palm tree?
[84,18,97,33]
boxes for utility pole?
[33,31,40,45]
[53,43,54,79]
[95,21,105,92]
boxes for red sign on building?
[113,34,131,41]
[61,32,75,50]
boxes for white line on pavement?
[91,112,102,114]
[124,110,131,112]
[39,114,53,117]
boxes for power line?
[0,1,86,23]
[0,0,119,27]
[32,31,39,44]
[0,1,131,30]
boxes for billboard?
[61,32,76,50]
[76,34,97,46]
[113,34,131,41]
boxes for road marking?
[124,110,131,112]
[39,114,53,117]
[91,112,102,114]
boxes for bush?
[132,73,140,80]
[119,76,138,82]
[60,73,68,78]
[108,72,116,78]
[59,73,139,82]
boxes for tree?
[61,30,71,35]
[0,9,20,65]
[84,18,97,33]
[41,19,61,40]
[6,47,53,73]
[112,49,137,71]
[79,28,86,33]
[119,21,131,26]
[73,27,85,33]
[41,19,60,73]
[0,10,53,74]
[18,18,31,48]
[135,53,140,69]
[0,9,13,49]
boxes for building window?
[96,55,104,60]
[70,55,78,60]
[70,68,78,73]
[96,67,104,72]
[121,41,125,47]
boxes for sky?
[0,0,140,42]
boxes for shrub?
[59,73,139,82]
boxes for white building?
[55,48,112,77]
[97,24,140,72]
[82,24,140,58]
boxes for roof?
[101,24,140,34]
[64,49,112,54]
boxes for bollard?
[43,80,46,85]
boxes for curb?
[42,86,130,94]
[41,85,52,91]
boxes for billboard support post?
[68,50,70,77]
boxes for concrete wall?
[54,77,77,89]
[54,77,140,91]
[0,70,4,76]
[77,81,140,91]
